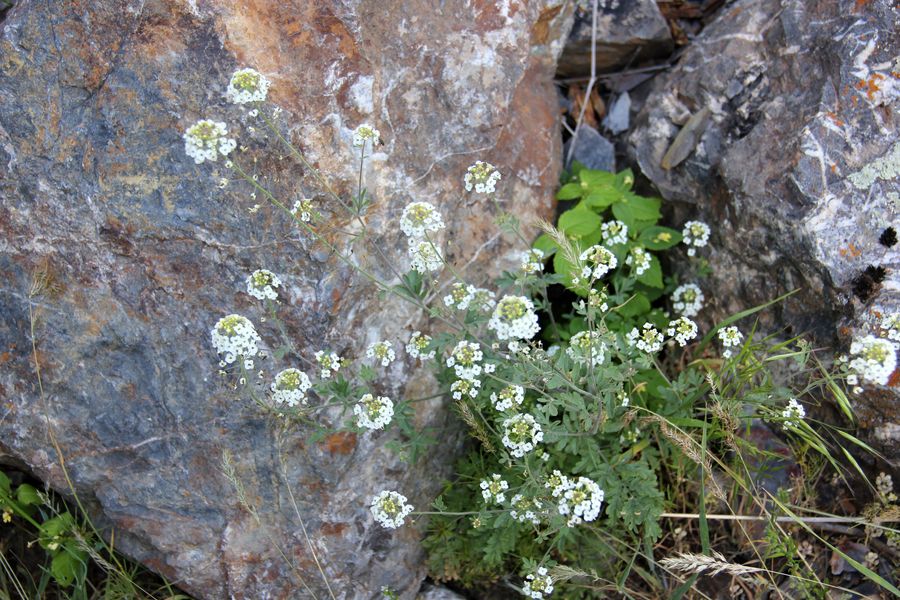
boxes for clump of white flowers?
[848,335,897,385]
[471,288,497,311]
[601,220,628,246]
[566,331,606,366]
[781,398,806,430]
[667,316,698,347]
[451,378,481,400]
[672,283,704,317]
[881,313,900,341]
[501,413,543,457]
[488,296,540,341]
[211,314,261,364]
[522,566,554,599]
[226,68,271,104]
[291,198,314,223]
[480,474,509,504]
[557,475,604,527]
[521,249,545,274]
[400,202,445,239]
[491,385,525,411]
[354,393,394,430]
[406,331,435,361]
[246,269,282,300]
[682,220,711,256]
[579,245,617,280]
[510,494,542,524]
[625,246,651,276]
[464,161,501,194]
[587,288,609,312]
[447,340,484,380]
[314,350,342,379]
[718,326,744,358]
[271,368,312,407]
[876,472,896,503]
[184,120,236,164]
[408,239,444,273]
[366,341,396,367]
[353,124,381,148]
[444,282,477,310]
[370,490,413,529]
[627,322,664,354]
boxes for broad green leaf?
[615,168,635,190]
[637,254,664,288]
[584,186,621,209]
[611,201,636,229]
[16,484,41,506]
[618,293,651,317]
[532,233,558,257]
[555,182,583,200]
[622,193,661,220]
[639,226,683,250]
[557,207,602,239]
[578,169,616,188]
[51,548,87,588]
[0,472,10,496]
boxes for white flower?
[545,470,570,498]
[400,201,445,239]
[314,350,342,379]
[366,341,396,367]
[184,120,236,164]
[211,315,261,364]
[451,378,481,400]
[521,248,545,274]
[408,239,444,273]
[848,335,897,385]
[672,283,704,317]
[625,247,651,276]
[226,68,270,104]
[353,124,381,148]
[370,490,413,528]
[291,198,314,223]
[618,391,630,407]
[522,566,554,599]
[601,220,629,246]
[354,393,394,430]
[501,413,543,458]
[471,287,497,311]
[271,368,312,407]
[488,296,541,341]
[627,322,664,354]
[566,331,606,366]
[682,220,711,257]
[480,474,509,504]
[510,494,542,524]
[587,288,609,312]
[406,331,435,361]
[667,316,698,347]
[446,340,484,380]
[444,282,477,310]
[882,313,900,341]
[246,269,282,300]
[557,476,604,527]
[718,326,744,357]
[876,472,896,502]
[464,161,501,194]
[781,398,806,430]
[491,385,525,411]
[579,245,618,280]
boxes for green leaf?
[578,169,616,188]
[51,548,87,588]
[557,207,602,239]
[532,233,558,257]
[615,168,635,190]
[16,484,41,506]
[639,226,683,250]
[0,471,10,497]
[623,193,661,220]
[618,293,651,317]
[636,254,663,288]
[583,186,621,209]
[555,182,584,200]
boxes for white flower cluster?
[667,316,698,347]
[444,282,477,310]
[480,474,509,504]
[579,245,617,280]
[545,470,568,498]
[406,331,435,360]
[881,313,900,341]
[848,335,897,385]
[451,378,481,400]
[353,124,381,148]
[472,288,497,311]
[489,296,540,341]
[876,472,896,503]
[521,249,545,274]
[626,247,651,276]
[370,490,413,529]
[566,331,606,366]
[587,288,609,312]
[464,161,501,194]
[291,198,314,223]
[627,322,664,354]
[522,566,554,599]
[491,385,525,411]
[246,269,282,300]
[672,283,704,317]
[601,220,628,246]
[184,120,236,164]
[447,340,485,380]
[408,239,443,273]
[400,202,445,239]
[718,326,744,358]
[502,413,543,457]
[510,494,542,524]
[354,393,394,430]
[682,221,710,257]
[226,68,271,104]
[366,341,396,367]
[314,350,342,378]
[781,398,806,430]
[271,368,312,407]
[211,315,261,364]
[557,476,604,527]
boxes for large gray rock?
[557,0,673,78]
[628,0,899,448]
[0,1,572,597]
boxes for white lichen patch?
[848,141,900,189]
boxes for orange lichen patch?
[830,163,838,173]
[854,0,873,10]
[825,111,845,127]
[839,243,862,258]
[531,4,563,45]
[856,73,885,101]
[320,431,356,455]
[888,368,900,388]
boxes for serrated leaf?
[584,186,621,209]
[557,207,602,239]
[639,226,682,250]
[636,254,663,288]
[578,169,616,187]
[555,182,583,200]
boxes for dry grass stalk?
[650,415,726,501]
[455,400,496,454]
[660,551,763,577]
